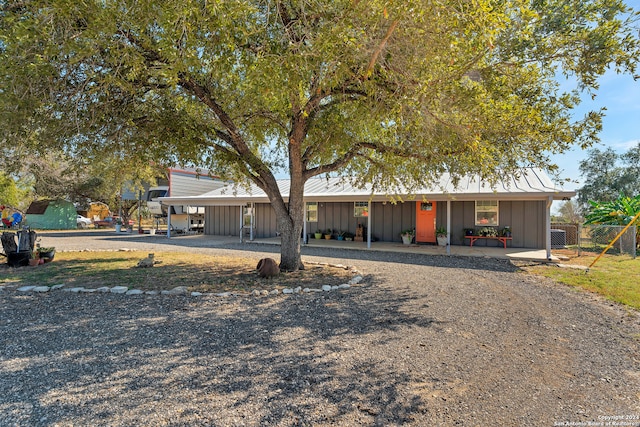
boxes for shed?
[25,199,77,230]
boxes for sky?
[549,0,640,192]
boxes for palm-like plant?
[585,194,640,247]
[584,194,640,226]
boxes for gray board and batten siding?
[204,199,547,249]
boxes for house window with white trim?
[354,201,369,217]
[475,200,499,226]
[306,202,318,222]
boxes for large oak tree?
[1,0,638,270]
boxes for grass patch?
[525,254,640,310]
[0,251,355,293]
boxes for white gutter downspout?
[367,200,372,249]
[446,199,451,256]
[167,206,172,239]
[546,196,553,260]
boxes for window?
[354,201,369,217]
[420,202,433,211]
[475,200,499,226]
[306,202,318,222]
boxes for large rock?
[256,258,280,278]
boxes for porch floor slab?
[247,237,556,262]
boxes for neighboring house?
[25,199,77,230]
[160,168,575,256]
[145,168,227,233]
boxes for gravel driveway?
[1,231,639,426]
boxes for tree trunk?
[277,171,306,271]
[279,219,303,271]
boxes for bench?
[465,235,512,249]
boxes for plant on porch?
[400,229,415,245]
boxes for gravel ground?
[1,231,639,426]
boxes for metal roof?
[160,168,575,206]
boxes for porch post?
[367,200,372,249]
[167,206,172,239]
[249,202,254,241]
[303,200,307,245]
[239,204,243,243]
[546,196,553,260]
[446,199,451,256]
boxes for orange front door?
[416,201,436,243]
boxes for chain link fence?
[551,223,637,258]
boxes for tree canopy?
[1,0,639,270]
[577,142,640,208]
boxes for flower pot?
[314,233,322,239]
[337,236,344,241]
[401,235,412,245]
[38,250,55,262]
[324,234,331,240]
[28,258,40,267]
[115,224,122,233]
[437,236,448,246]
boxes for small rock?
[191,292,203,297]
[81,288,97,293]
[261,290,269,296]
[168,286,188,295]
[310,288,322,293]
[126,289,144,295]
[216,292,231,297]
[17,286,36,292]
[69,287,85,293]
[303,288,311,293]
[294,287,302,293]
[51,284,65,290]
[32,286,50,293]
[322,285,332,292]
[349,275,363,285]
[145,290,159,295]
[252,290,261,296]
[283,288,294,294]
[338,284,351,289]
[270,289,280,295]
[331,285,339,290]
[95,287,111,293]
[110,286,129,294]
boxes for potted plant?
[343,231,354,241]
[400,228,415,245]
[314,230,322,239]
[29,247,40,266]
[115,217,123,233]
[478,227,497,237]
[436,227,448,246]
[500,226,512,237]
[324,228,333,240]
[336,230,345,241]
[37,246,56,263]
